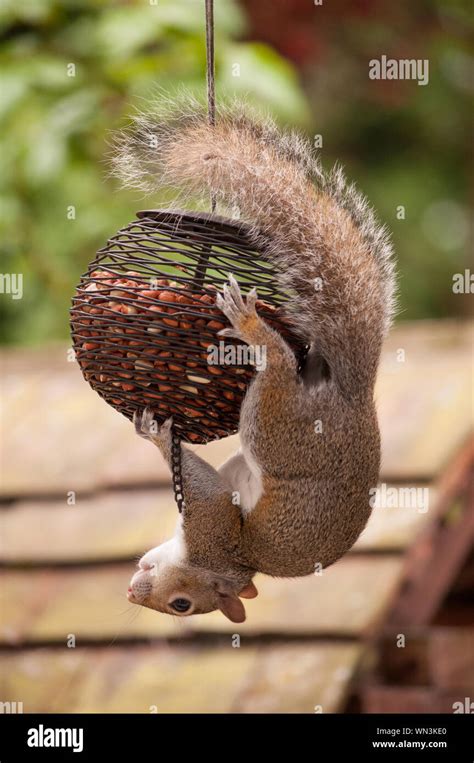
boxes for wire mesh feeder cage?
[70,209,306,444]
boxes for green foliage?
[300,0,472,322]
[0,0,471,344]
[0,0,309,344]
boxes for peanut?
[158,290,177,303]
[187,374,210,385]
[183,406,201,418]
[180,384,199,395]
[207,320,225,331]
[162,317,179,328]
[135,359,154,371]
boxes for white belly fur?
[218,446,263,514]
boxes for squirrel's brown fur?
[119,96,396,622]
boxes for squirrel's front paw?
[134,408,173,445]
[216,274,258,340]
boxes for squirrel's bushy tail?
[112,94,396,398]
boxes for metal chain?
[171,431,186,514]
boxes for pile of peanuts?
[72,269,298,441]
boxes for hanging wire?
[171,0,216,514]
[206,0,217,213]
[194,0,217,286]
[205,0,216,134]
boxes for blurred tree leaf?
[220,42,311,124]
[0,0,310,345]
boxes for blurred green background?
[0,0,471,345]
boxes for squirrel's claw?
[134,408,173,442]
[227,274,246,309]
[134,407,156,439]
[217,327,241,340]
[216,275,258,334]
[246,287,258,310]
[134,408,150,439]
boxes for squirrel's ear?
[238,581,258,599]
[217,593,246,623]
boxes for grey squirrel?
[113,96,396,623]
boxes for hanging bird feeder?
[70,208,305,444]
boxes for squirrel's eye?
[170,598,191,613]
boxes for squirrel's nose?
[139,560,155,572]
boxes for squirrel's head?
[127,542,258,623]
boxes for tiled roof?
[1,320,472,712]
